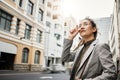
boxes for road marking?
[40,76,53,79]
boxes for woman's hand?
[68,25,80,40]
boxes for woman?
[61,18,117,80]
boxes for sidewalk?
[0,70,43,74]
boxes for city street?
[0,0,119,80]
[0,70,70,80]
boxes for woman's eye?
[79,22,90,27]
[84,23,88,26]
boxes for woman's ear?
[93,27,97,32]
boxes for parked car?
[49,64,67,73]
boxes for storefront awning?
[0,41,17,54]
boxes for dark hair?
[73,18,98,51]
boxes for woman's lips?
[80,29,85,33]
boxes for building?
[0,0,46,71]
[108,0,120,72]
[94,17,112,43]
[44,0,64,66]
[63,16,78,50]
[63,16,78,67]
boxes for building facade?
[63,16,78,67]
[44,0,64,66]
[0,0,46,71]
[108,0,120,73]
[63,17,78,50]
[94,17,112,43]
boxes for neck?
[83,35,95,43]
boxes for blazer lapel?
[73,45,84,67]
[77,39,98,71]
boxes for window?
[64,31,66,36]
[36,29,42,43]
[38,9,43,21]
[54,24,62,30]
[22,48,29,63]
[54,24,58,29]
[40,0,45,4]
[19,0,23,7]
[24,24,31,39]
[34,50,40,64]
[54,33,61,40]
[27,0,33,15]
[64,22,67,26]
[47,12,51,17]
[46,21,51,27]
[0,9,12,32]
[53,6,58,10]
[15,19,20,34]
[53,15,58,19]
[47,2,52,8]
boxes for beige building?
[108,0,120,73]
[0,0,46,71]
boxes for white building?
[44,0,64,66]
[63,17,78,50]
[108,0,120,71]
[63,16,78,67]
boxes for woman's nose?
[79,24,84,29]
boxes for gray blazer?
[61,39,117,80]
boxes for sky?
[62,0,114,22]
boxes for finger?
[76,25,78,30]
[78,25,81,31]
[69,29,74,33]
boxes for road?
[0,70,70,80]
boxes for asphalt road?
[0,70,70,80]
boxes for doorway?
[0,52,15,70]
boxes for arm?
[61,38,76,62]
[61,26,80,62]
[84,43,117,80]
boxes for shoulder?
[92,42,112,60]
[92,39,109,49]
[97,42,109,48]
[94,41,110,52]
[95,40,109,49]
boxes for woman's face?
[78,19,96,38]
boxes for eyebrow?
[80,21,90,25]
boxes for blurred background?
[0,0,120,77]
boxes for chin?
[80,34,86,37]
